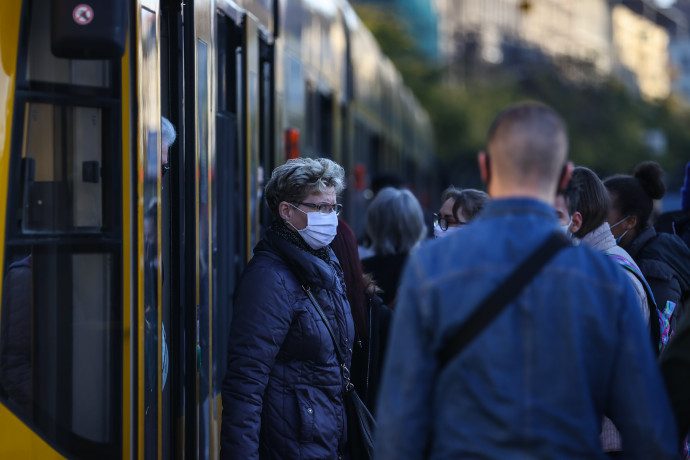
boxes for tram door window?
[213,13,241,436]
[196,37,212,460]
[139,6,167,460]
[258,37,274,236]
[0,0,122,458]
[305,84,334,158]
[159,2,176,458]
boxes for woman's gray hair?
[161,116,177,147]
[441,186,489,221]
[265,158,345,218]
[366,187,426,255]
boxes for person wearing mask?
[604,161,690,352]
[220,158,354,459]
[558,166,655,458]
[361,187,427,306]
[557,166,650,326]
[433,187,489,238]
[375,102,677,459]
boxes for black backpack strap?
[607,255,661,356]
[437,232,571,370]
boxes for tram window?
[318,93,333,158]
[19,102,106,234]
[25,0,111,87]
[0,245,121,459]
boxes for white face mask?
[287,204,339,249]
[434,223,462,239]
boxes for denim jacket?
[375,198,678,459]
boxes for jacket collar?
[261,226,344,293]
[479,197,559,222]
[581,222,616,252]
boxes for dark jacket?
[375,199,677,459]
[655,210,690,249]
[626,226,690,331]
[661,309,690,443]
[0,256,32,411]
[220,227,355,460]
[361,253,408,306]
[350,295,392,415]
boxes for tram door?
[0,0,124,458]
[137,3,171,459]
[212,11,242,460]
[205,6,262,459]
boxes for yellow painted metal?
[0,0,22,341]
[121,32,133,460]
[0,405,65,459]
[135,3,145,458]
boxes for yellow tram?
[0,0,434,458]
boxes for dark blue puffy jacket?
[220,228,355,459]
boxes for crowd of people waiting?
[220,102,690,459]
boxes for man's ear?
[557,162,574,193]
[278,201,292,221]
[570,211,583,234]
[478,151,489,183]
[627,214,638,231]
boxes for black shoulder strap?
[274,245,348,367]
[437,232,570,370]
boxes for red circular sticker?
[72,4,94,25]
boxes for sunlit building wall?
[435,0,521,66]
[612,4,671,100]
[435,0,611,74]
[520,0,611,73]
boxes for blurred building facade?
[350,0,440,60]
[433,0,683,101]
[664,0,690,100]
[435,0,612,80]
[612,3,671,100]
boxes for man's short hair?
[487,102,568,189]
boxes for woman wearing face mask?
[220,158,355,459]
[604,161,690,353]
[433,187,489,239]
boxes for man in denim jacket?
[375,103,678,459]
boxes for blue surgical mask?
[615,229,628,245]
[611,216,630,245]
[560,216,573,237]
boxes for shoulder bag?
[437,232,570,370]
[276,247,375,459]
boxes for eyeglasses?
[294,202,343,216]
[433,213,466,231]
